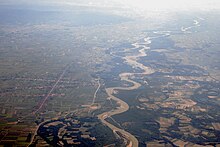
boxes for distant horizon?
[1,0,220,11]
[1,0,220,20]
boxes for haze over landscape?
[0,0,219,147]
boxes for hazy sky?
[2,0,220,8]
[49,0,220,10]
[1,0,220,11]
[117,0,220,11]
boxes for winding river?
[27,18,202,147]
[97,18,202,146]
[98,37,156,147]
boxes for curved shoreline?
[98,37,155,147]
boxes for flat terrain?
[0,2,220,147]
